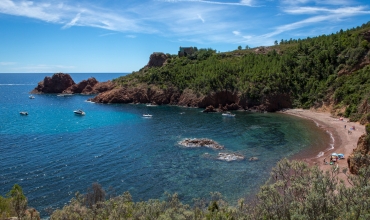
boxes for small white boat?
[143,114,153,117]
[146,103,157,107]
[74,109,85,116]
[222,112,235,117]
[57,94,73,97]
[20,111,28,115]
[29,95,35,99]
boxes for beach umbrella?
[332,153,338,156]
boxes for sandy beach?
[282,109,366,184]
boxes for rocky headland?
[30,50,292,112]
[31,73,115,95]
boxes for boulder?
[203,105,217,113]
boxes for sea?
[0,73,331,217]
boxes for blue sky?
[0,0,369,73]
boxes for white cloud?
[262,5,370,38]
[284,6,369,15]
[0,0,153,33]
[62,13,81,29]
[0,0,368,48]
[240,0,253,6]
[99,33,117,37]
[126,35,136,38]
[0,0,60,22]
[0,62,16,66]
[197,14,205,23]
[282,0,354,6]
[161,0,254,6]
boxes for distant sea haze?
[0,73,331,217]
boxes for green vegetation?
[0,184,39,220]
[50,159,370,219]
[114,21,370,122]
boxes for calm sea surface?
[0,73,330,217]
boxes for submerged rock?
[218,153,244,161]
[178,138,224,149]
[249,157,259,161]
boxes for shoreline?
[281,109,366,185]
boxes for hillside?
[91,21,370,123]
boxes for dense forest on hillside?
[114,21,370,123]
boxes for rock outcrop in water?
[31,73,116,95]
[217,153,244,161]
[31,73,75,94]
[178,138,224,149]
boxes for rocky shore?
[31,72,291,112]
[89,85,291,112]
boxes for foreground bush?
[50,159,370,219]
[0,184,40,220]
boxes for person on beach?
[344,125,346,129]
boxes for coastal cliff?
[89,85,291,111]
[348,125,370,174]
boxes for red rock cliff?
[348,126,370,174]
[31,73,116,95]
[90,85,292,111]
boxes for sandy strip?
[282,109,366,185]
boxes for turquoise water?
[0,73,330,216]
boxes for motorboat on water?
[20,111,28,115]
[222,112,235,117]
[57,94,73,97]
[29,95,35,99]
[146,103,158,107]
[143,114,153,117]
[74,109,85,115]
